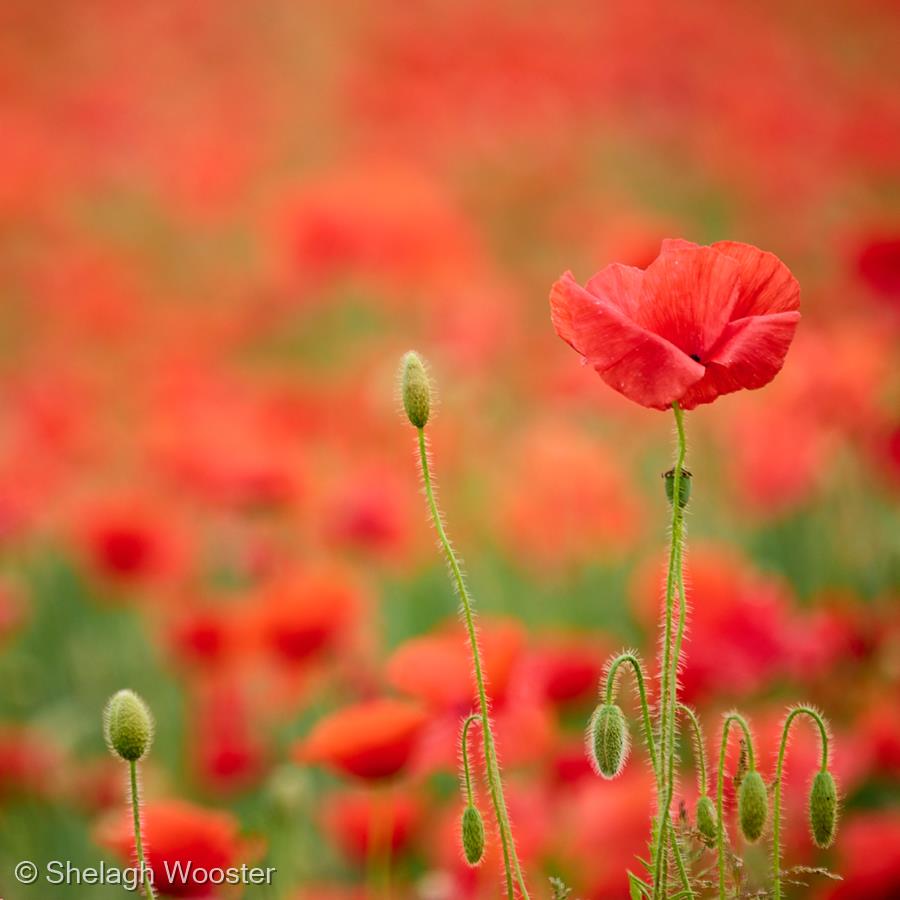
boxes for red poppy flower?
[294,699,428,781]
[550,239,800,409]
[96,800,244,898]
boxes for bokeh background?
[1,1,899,898]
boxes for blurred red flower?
[321,787,421,863]
[0,726,61,801]
[387,618,526,711]
[493,422,642,571]
[253,563,365,668]
[824,811,900,899]
[526,636,606,707]
[295,699,428,781]
[189,678,267,794]
[73,494,187,588]
[633,545,796,702]
[550,239,800,410]
[855,233,900,303]
[97,800,245,898]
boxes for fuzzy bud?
[400,351,431,428]
[663,468,692,509]
[104,689,154,762]
[738,770,768,843]
[809,770,838,848]
[461,804,485,865]
[587,702,629,779]
[696,795,717,844]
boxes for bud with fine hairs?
[738,769,769,843]
[809,770,838,848]
[103,689,154,762]
[400,351,431,428]
[461,803,486,865]
[696,795,717,844]
[587,702,630,779]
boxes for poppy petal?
[712,241,801,318]
[659,237,700,253]
[585,262,644,319]
[679,311,801,409]
[550,272,704,409]
[637,246,741,357]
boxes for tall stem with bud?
[773,706,835,900]
[651,403,692,900]
[401,352,530,900]
[104,689,156,900]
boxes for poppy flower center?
[689,353,702,363]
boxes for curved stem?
[772,706,830,900]
[461,713,481,807]
[129,760,156,900]
[417,428,529,900]
[652,403,692,900]
[716,713,756,900]
[604,652,659,782]
[678,704,709,797]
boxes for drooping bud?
[587,702,629,779]
[696,795,717,844]
[400,351,431,428]
[103,690,154,762]
[461,804,485,865]
[738,770,768,843]
[809,770,838,848]
[663,468,692,509]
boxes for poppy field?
[1,2,900,898]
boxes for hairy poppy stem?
[461,713,481,807]
[677,703,709,797]
[715,713,756,900]
[416,427,530,900]
[604,652,659,780]
[129,760,156,900]
[652,403,694,900]
[772,706,830,900]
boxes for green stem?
[604,652,659,781]
[417,428,529,900]
[129,760,156,900]
[461,713,481,807]
[716,713,755,900]
[772,706,830,900]
[652,403,692,900]
[678,704,709,797]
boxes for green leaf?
[628,871,652,900]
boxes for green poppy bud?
[809,770,838,848]
[461,804,485,866]
[400,351,431,428]
[696,794,717,844]
[738,770,768,843]
[104,689,154,762]
[663,467,692,509]
[587,702,629,780]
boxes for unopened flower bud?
[461,804,485,865]
[663,468,692,508]
[104,690,154,762]
[587,702,629,779]
[809,770,838,848]
[696,795,717,844]
[738,770,768,843]
[400,351,431,428]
